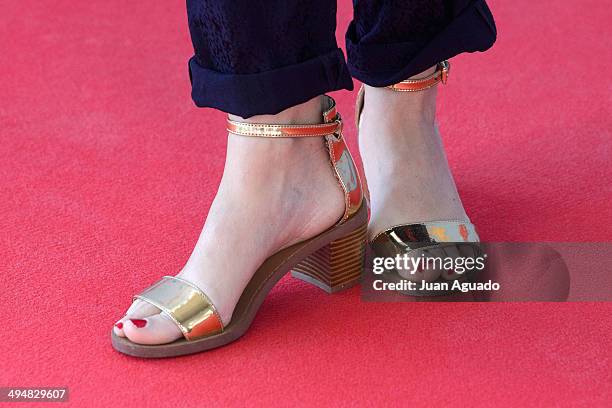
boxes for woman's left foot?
[358,73,469,240]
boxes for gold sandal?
[112,95,367,357]
[356,61,482,296]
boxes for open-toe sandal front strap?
[134,276,223,341]
[371,220,479,248]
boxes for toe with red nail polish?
[115,322,123,329]
[130,319,147,328]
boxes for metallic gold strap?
[370,221,481,285]
[388,60,450,92]
[227,95,342,138]
[227,119,341,138]
[371,220,479,247]
[134,276,223,341]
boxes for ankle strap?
[227,119,341,138]
[227,96,342,138]
[387,60,449,92]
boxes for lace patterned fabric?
[188,0,339,74]
[186,0,496,116]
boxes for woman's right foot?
[113,96,345,345]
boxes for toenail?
[130,319,147,328]
[115,322,123,329]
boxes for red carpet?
[1,0,611,406]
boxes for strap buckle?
[439,60,450,85]
[388,60,450,92]
[328,114,343,142]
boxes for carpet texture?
[1,0,611,406]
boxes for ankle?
[229,95,324,125]
[361,64,441,127]
[221,137,328,196]
[225,94,332,174]
[362,85,438,127]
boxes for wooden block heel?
[292,223,368,293]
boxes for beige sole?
[111,203,368,358]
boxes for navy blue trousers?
[187,0,496,118]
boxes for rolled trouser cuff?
[189,48,354,118]
[346,0,497,87]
